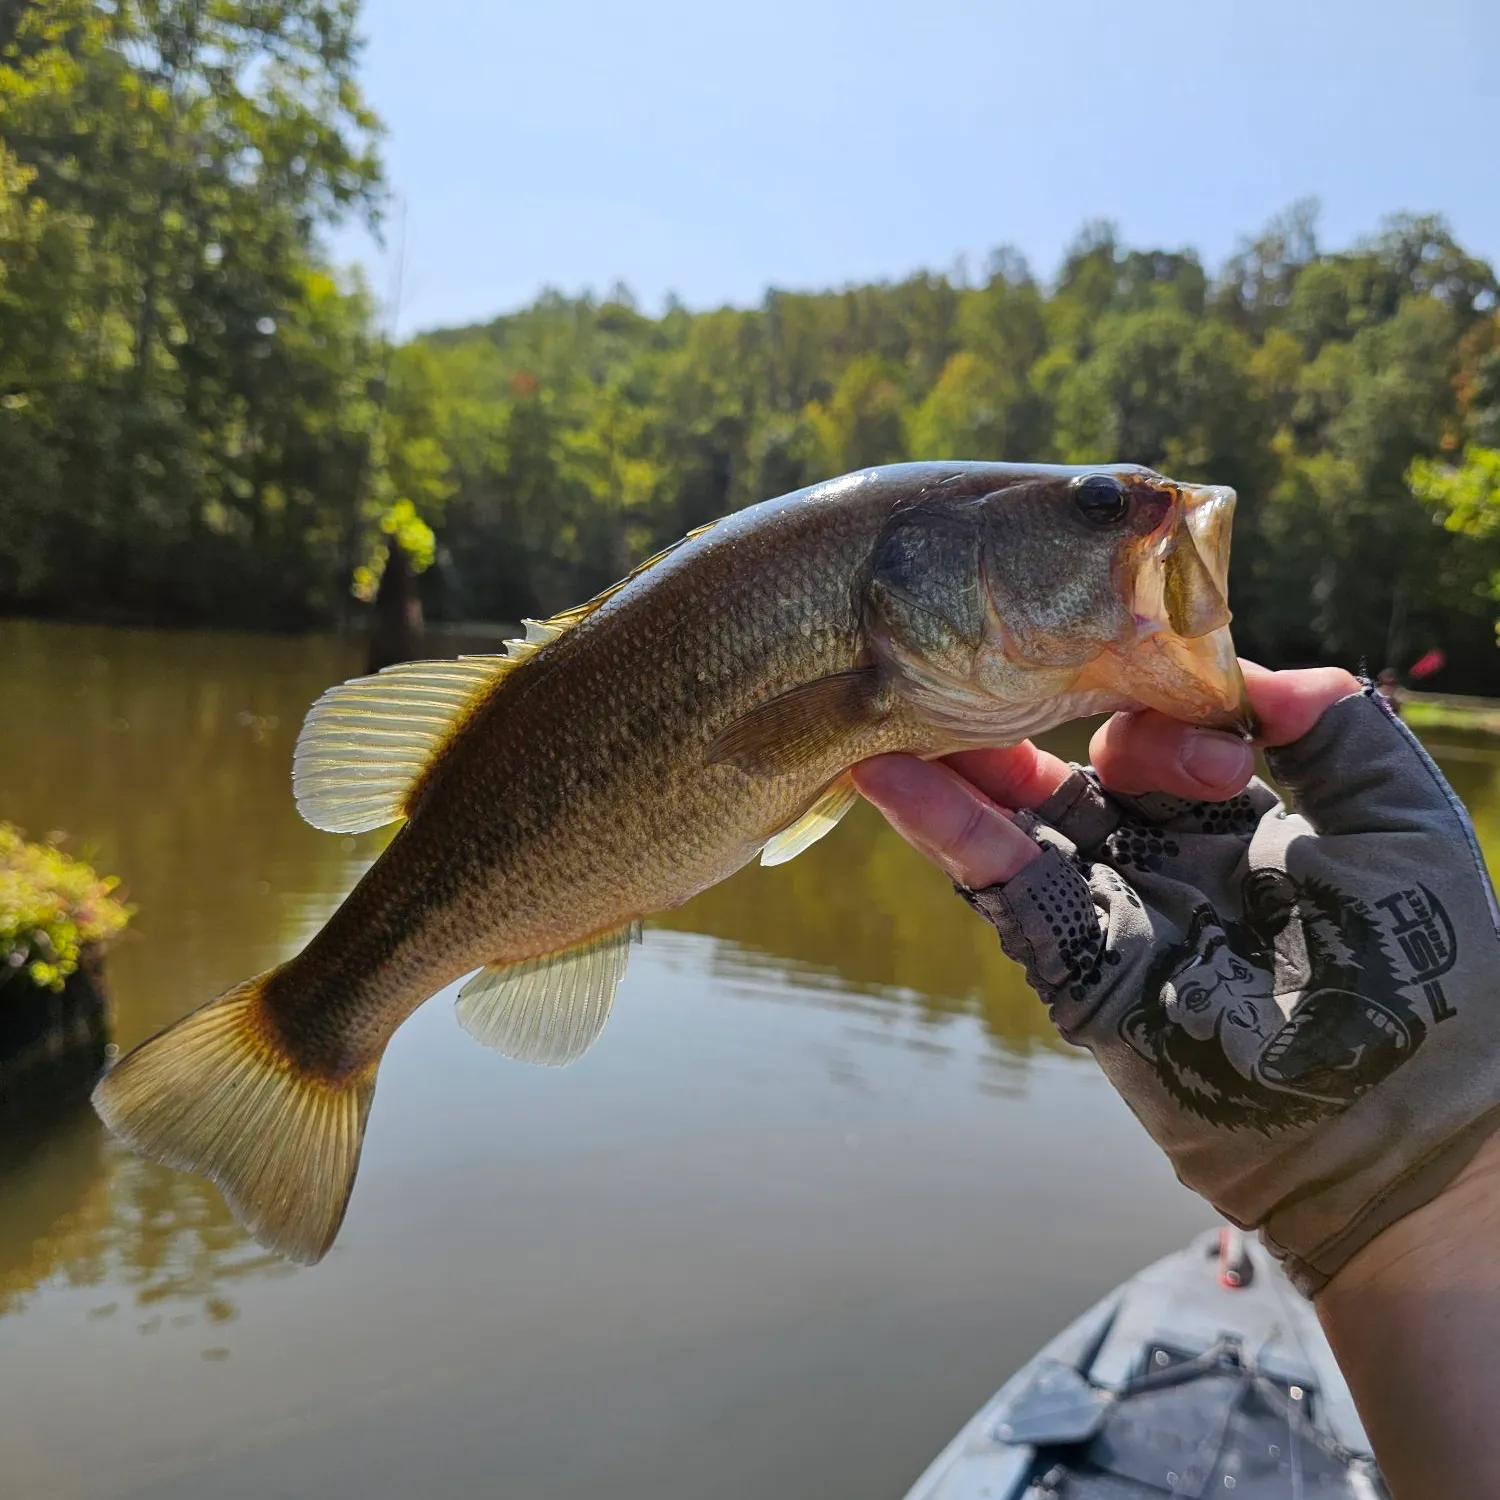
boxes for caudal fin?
[91,976,377,1265]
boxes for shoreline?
[1399,692,1500,739]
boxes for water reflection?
[0,1102,284,1326]
[1,620,377,1048]
[656,799,1081,1060]
[0,1108,111,1318]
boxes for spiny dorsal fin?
[455,923,644,1066]
[543,520,720,631]
[293,522,722,836]
[760,776,859,866]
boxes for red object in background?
[1409,649,1446,680]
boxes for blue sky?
[332,0,1499,336]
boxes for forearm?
[1317,1128,1500,1495]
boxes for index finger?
[940,740,1075,813]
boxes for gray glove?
[963,686,1500,1296]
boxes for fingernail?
[1179,730,1253,790]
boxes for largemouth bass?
[93,462,1249,1262]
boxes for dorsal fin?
[292,520,724,835]
[293,656,512,833]
[542,519,719,631]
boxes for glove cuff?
[1268,1108,1500,1297]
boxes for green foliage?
[1411,445,1500,540]
[1410,445,1500,635]
[352,498,437,601]
[2,5,1499,691]
[906,351,1024,461]
[0,825,130,992]
[410,213,1499,689]
[0,0,392,626]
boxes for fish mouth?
[1078,483,1256,735]
[1184,483,1235,605]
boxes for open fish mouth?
[1141,482,1254,734]
[1077,482,1256,735]
[1172,483,1256,735]
[1128,482,1234,641]
[1184,483,1235,605]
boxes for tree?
[1410,446,1500,641]
[1052,305,1264,481]
[806,354,907,474]
[0,0,387,625]
[7,51,1500,701]
[906,351,1025,461]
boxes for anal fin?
[455,923,644,1066]
[761,776,859,866]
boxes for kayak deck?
[902,1228,1386,1499]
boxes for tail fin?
[91,976,377,1265]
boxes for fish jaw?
[1168,482,1256,733]
[1079,482,1256,734]
[1125,483,1234,639]
[1076,624,1253,734]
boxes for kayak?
[901,1227,1387,1499]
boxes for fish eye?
[1072,474,1130,526]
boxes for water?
[3,619,1497,1500]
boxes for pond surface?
[3,619,1498,1500]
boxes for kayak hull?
[902,1228,1385,1500]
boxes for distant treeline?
[4,2,1500,692]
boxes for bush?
[0,825,130,992]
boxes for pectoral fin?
[707,668,887,778]
[294,630,564,835]
[455,924,644,1066]
[760,776,859,866]
[291,574,685,838]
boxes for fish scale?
[92,461,1249,1264]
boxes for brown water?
[3,619,1498,1500]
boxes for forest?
[4,0,1500,691]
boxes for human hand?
[852,665,1500,1297]
[850,662,1358,891]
